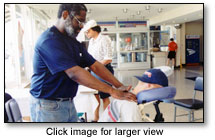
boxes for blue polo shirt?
[30,26,96,99]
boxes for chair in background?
[174,77,203,122]
[5,93,12,122]
[5,97,23,122]
[77,112,88,122]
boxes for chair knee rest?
[174,99,203,109]
[5,99,22,122]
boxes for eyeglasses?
[70,13,85,27]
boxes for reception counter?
[151,51,168,67]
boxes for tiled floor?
[5,66,203,122]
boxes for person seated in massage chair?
[98,68,169,122]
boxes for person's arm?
[100,35,113,65]
[175,44,178,52]
[90,61,132,92]
[64,65,136,101]
[90,61,122,88]
[168,43,170,51]
[100,59,112,65]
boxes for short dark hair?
[170,38,174,41]
[91,26,101,33]
[57,4,87,19]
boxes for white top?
[88,33,113,61]
[98,99,142,122]
[76,29,85,43]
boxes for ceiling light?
[158,8,162,13]
[87,9,91,13]
[145,5,150,10]
[137,11,141,15]
[123,8,128,13]
[174,24,181,29]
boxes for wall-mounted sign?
[150,26,161,30]
[186,35,200,39]
[118,21,147,28]
[97,21,116,27]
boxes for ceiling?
[85,4,179,21]
[28,4,203,25]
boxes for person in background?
[166,38,178,69]
[30,4,136,122]
[82,20,114,122]
[125,37,133,51]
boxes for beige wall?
[176,23,186,66]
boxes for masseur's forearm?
[90,61,123,88]
[100,59,112,65]
[65,66,115,95]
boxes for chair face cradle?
[137,87,176,104]
[173,77,203,122]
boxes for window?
[5,4,48,90]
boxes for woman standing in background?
[84,20,114,122]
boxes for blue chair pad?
[136,86,176,104]
[194,77,203,91]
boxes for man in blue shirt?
[30,4,136,122]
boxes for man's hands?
[117,85,132,92]
[109,85,137,102]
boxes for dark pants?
[91,64,114,99]
[168,51,176,60]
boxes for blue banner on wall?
[97,21,116,26]
[118,21,147,28]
